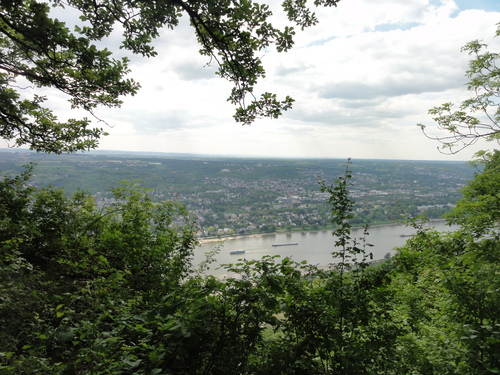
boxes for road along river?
[193,221,458,277]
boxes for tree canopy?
[446,149,500,236]
[0,0,340,153]
[419,22,500,154]
[2,157,499,374]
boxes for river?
[193,221,458,277]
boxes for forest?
[1,155,499,374]
[1,1,499,374]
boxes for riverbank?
[198,219,449,244]
[194,220,457,277]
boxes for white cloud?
[54,0,500,161]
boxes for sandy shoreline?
[199,233,267,244]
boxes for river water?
[193,221,457,277]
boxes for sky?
[10,0,500,160]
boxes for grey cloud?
[115,110,210,134]
[337,98,383,109]
[133,112,187,133]
[172,60,217,81]
[289,95,414,128]
[275,63,312,77]
[337,100,404,119]
[290,106,385,128]
[318,73,463,101]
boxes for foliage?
[446,149,500,236]
[0,166,202,373]
[1,0,341,153]
[419,22,500,153]
[2,154,499,373]
[242,160,396,374]
[0,0,138,153]
[390,226,500,374]
[319,158,373,269]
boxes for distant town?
[0,150,474,237]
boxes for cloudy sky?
[19,0,500,160]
